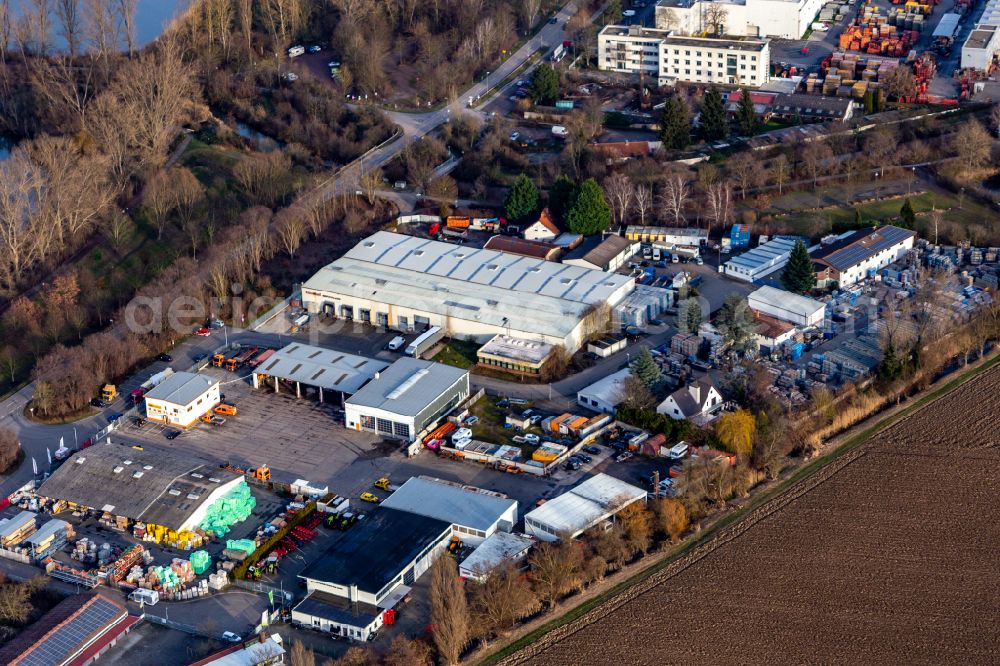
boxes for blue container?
[730,223,751,249]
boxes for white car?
[453,428,473,441]
[328,60,341,68]
[281,72,299,82]
[510,131,521,141]
[387,336,406,351]
[308,45,322,53]
[287,45,305,57]
[524,434,540,444]
[222,632,242,643]
[622,9,636,16]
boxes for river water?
[9,0,191,50]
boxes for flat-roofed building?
[483,236,562,261]
[598,25,769,87]
[302,232,634,352]
[143,372,220,428]
[577,368,631,414]
[624,226,708,246]
[655,0,825,39]
[344,358,469,441]
[476,335,555,377]
[459,532,535,580]
[380,476,518,545]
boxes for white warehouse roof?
[257,343,388,394]
[144,372,218,406]
[577,368,631,406]
[725,236,800,272]
[525,473,646,536]
[380,477,517,532]
[345,358,468,417]
[302,232,634,340]
[748,286,825,322]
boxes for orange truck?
[446,216,471,229]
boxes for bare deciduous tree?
[658,173,689,224]
[359,167,383,205]
[705,181,733,227]
[604,173,634,228]
[529,540,583,607]
[430,555,468,666]
[728,151,756,199]
[951,119,992,172]
[770,154,789,195]
[634,184,652,225]
[469,562,539,641]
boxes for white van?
[668,442,689,460]
[287,45,305,57]
[387,336,406,351]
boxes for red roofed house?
[725,89,777,119]
[523,208,560,241]
[0,592,139,666]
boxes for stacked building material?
[197,481,256,538]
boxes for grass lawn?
[466,396,541,458]
[433,339,480,369]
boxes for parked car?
[649,319,666,326]
[164,429,181,440]
[308,45,322,53]
[548,16,558,23]
[521,409,534,418]
[622,9,636,16]
[131,416,146,427]
[583,445,601,455]
[327,60,341,68]
[564,460,581,471]
[90,398,107,408]
[576,453,593,464]
[524,434,540,444]
[615,452,633,462]
[360,492,380,504]
[106,411,123,423]
[464,415,480,425]
[193,327,211,337]
[529,414,543,425]
[193,353,208,363]
[387,336,406,351]
[281,72,299,82]
[222,632,242,643]
[157,353,173,362]
[510,131,521,141]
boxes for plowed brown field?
[502,365,1000,666]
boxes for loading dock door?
[413,315,431,330]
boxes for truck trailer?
[405,326,445,358]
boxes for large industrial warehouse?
[301,231,635,352]
[37,444,243,534]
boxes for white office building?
[598,25,770,87]
[524,474,647,541]
[655,0,825,39]
[143,372,220,428]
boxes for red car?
[194,327,211,337]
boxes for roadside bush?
[0,428,20,474]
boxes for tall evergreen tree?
[736,90,758,137]
[529,65,560,106]
[659,95,691,150]
[629,347,662,390]
[780,240,816,294]
[505,173,540,223]
[565,178,611,235]
[548,175,577,224]
[699,87,728,141]
[677,297,702,334]
[853,207,864,228]
[899,198,916,229]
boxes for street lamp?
[873,171,880,201]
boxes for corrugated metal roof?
[813,226,915,271]
[346,358,468,417]
[577,368,632,406]
[380,477,517,531]
[748,286,826,319]
[459,532,535,577]
[144,372,217,406]
[524,473,646,534]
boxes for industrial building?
[459,532,535,580]
[525,473,647,541]
[476,335,555,377]
[748,285,826,327]
[344,358,469,441]
[143,372,220,428]
[0,592,138,666]
[379,477,518,545]
[770,93,854,123]
[577,368,632,414]
[624,226,708,246]
[655,0,825,39]
[722,236,801,282]
[598,25,770,87]
[252,343,389,403]
[302,231,634,352]
[191,634,286,666]
[483,236,562,261]
[295,507,452,639]
[811,226,916,287]
[38,444,244,534]
[962,22,1000,70]
[563,235,639,272]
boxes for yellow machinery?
[252,465,271,482]
[101,384,118,402]
[374,477,391,491]
[212,353,226,367]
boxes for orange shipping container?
[550,414,572,433]
[446,216,471,228]
[568,416,589,432]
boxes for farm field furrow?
[510,365,1000,666]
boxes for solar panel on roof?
[21,598,122,666]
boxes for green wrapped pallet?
[189,550,212,575]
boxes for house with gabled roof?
[523,208,560,241]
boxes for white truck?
[405,326,445,358]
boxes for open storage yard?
[503,363,1000,665]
